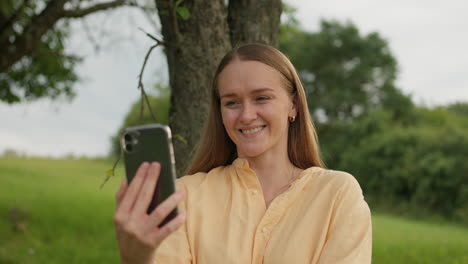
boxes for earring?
[289,116,296,122]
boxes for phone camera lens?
[125,143,134,153]
[124,133,133,142]
[122,132,137,153]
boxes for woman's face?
[218,59,296,159]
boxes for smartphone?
[121,124,178,227]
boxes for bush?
[333,107,468,223]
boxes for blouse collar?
[230,157,320,191]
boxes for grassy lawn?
[1,157,467,263]
[0,157,122,263]
[373,215,468,263]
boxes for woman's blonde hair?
[187,43,324,174]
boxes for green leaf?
[174,134,188,145]
[0,1,12,15]
[106,169,114,177]
[159,9,168,15]
[100,169,115,189]
[175,0,184,8]
[176,7,191,20]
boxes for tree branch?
[62,0,130,18]
[0,0,31,35]
[137,42,159,123]
[138,27,165,45]
[0,0,68,73]
[0,0,137,73]
[81,18,100,52]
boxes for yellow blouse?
[155,158,372,263]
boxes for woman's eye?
[256,96,269,101]
[224,101,237,106]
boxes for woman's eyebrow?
[251,88,274,94]
[220,93,237,99]
[220,88,274,99]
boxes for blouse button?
[251,189,258,195]
[262,227,268,233]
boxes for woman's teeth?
[242,126,263,134]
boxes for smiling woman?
[189,43,324,173]
[218,60,295,159]
[113,43,372,264]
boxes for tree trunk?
[155,0,282,176]
[227,0,282,47]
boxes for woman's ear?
[289,94,298,117]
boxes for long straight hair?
[187,43,324,174]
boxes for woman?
[114,43,372,264]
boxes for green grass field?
[0,157,467,264]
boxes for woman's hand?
[113,162,186,264]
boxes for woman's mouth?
[240,126,266,135]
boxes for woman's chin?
[237,148,265,159]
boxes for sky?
[1,0,467,158]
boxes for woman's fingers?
[133,162,161,215]
[116,178,128,206]
[146,189,185,230]
[117,162,150,213]
[113,164,188,262]
[149,211,187,245]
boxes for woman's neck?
[242,152,302,205]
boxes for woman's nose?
[239,103,257,124]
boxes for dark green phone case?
[121,124,178,227]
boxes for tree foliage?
[447,101,468,117]
[0,22,81,103]
[280,19,415,166]
[280,17,468,223]
[280,20,413,125]
[0,0,135,103]
[339,107,468,223]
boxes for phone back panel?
[121,124,177,226]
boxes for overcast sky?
[1,0,467,157]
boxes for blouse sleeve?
[153,179,192,264]
[317,173,372,264]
